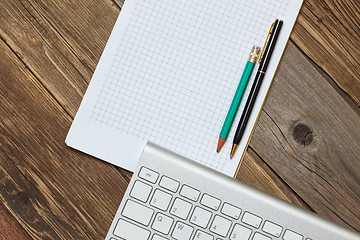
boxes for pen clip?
[259,22,274,64]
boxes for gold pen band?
[259,22,274,64]
[259,70,266,74]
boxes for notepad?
[66,0,303,176]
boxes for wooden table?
[0,0,359,239]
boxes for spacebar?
[114,219,150,240]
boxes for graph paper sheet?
[66,0,303,176]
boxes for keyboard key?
[114,219,150,240]
[130,180,152,202]
[152,234,168,240]
[253,232,271,240]
[159,176,179,192]
[190,206,212,228]
[201,194,221,210]
[193,230,214,240]
[152,212,174,235]
[283,229,303,240]
[242,212,262,228]
[150,189,172,211]
[122,200,154,226]
[180,185,200,201]
[170,198,192,219]
[210,215,232,237]
[221,203,241,219]
[229,224,251,240]
[172,221,193,240]
[262,220,282,237]
[139,167,159,183]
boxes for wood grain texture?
[0,201,32,240]
[0,0,118,116]
[0,39,131,239]
[292,0,360,107]
[0,0,359,238]
[250,41,360,231]
[237,148,311,211]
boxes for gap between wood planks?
[292,39,360,118]
[238,146,314,212]
[0,38,131,239]
[0,34,73,123]
[250,41,360,231]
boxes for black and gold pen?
[230,19,283,158]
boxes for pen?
[217,46,261,152]
[230,19,283,158]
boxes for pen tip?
[230,144,238,158]
[217,137,226,152]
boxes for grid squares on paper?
[90,0,290,172]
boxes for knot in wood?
[293,123,313,146]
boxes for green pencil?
[217,46,261,152]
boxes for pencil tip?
[217,137,226,152]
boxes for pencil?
[217,46,261,152]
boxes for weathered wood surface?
[0,201,32,240]
[251,42,360,231]
[0,0,359,239]
[0,39,126,239]
[291,0,360,107]
[0,0,119,116]
[236,148,311,211]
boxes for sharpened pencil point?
[217,137,226,152]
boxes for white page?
[66,0,303,176]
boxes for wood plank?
[0,201,32,240]
[250,41,360,232]
[237,148,311,211]
[0,0,118,115]
[0,39,131,239]
[114,0,124,8]
[292,0,360,107]
[19,0,120,70]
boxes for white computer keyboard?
[105,143,360,240]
